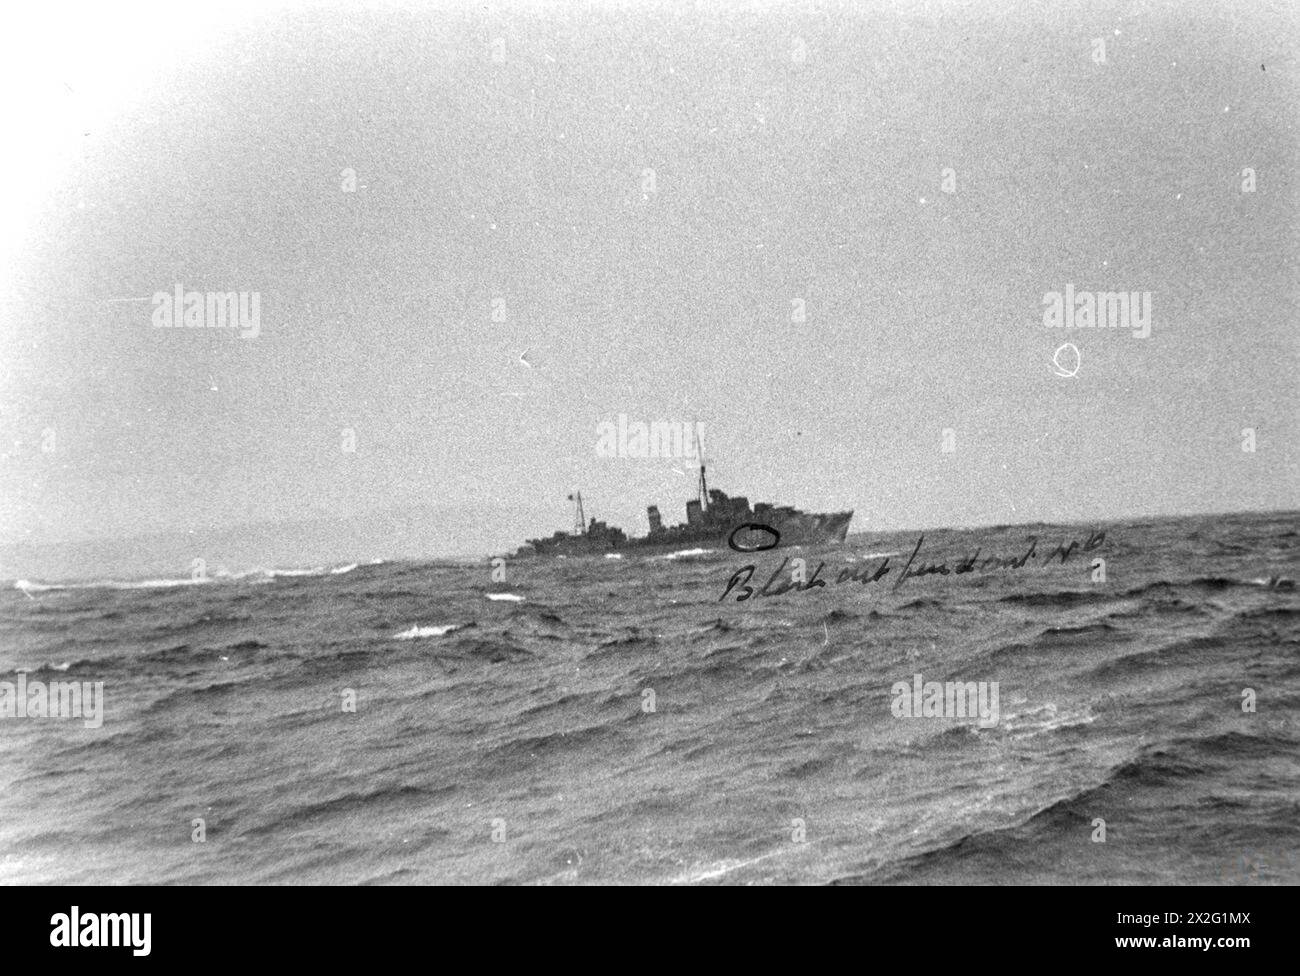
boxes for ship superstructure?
[516,465,853,556]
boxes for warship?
[515,464,854,557]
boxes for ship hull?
[516,510,854,557]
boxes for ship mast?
[695,419,709,512]
[569,492,586,535]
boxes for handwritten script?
[718,527,1107,602]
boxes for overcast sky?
[0,0,1295,563]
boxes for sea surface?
[1,510,1297,885]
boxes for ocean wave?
[898,598,944,611]
[392,624,460,640]
[239,784,448,837]
[239,562,373,581]
[32,661,72,674]
[14,576,209,593]
[843,731,1278,884]
[586,629,658,658]
[1050,732,1276,803]
[1237,605,1300,621]
[534,609,567,625]
[11,561,367,593]
[1253,576,1296,590]
[13,579,61,594]
[997,702,1095,736]
[997,590,1102,608]
[33,638,273,677]
[660,548,713,560]
[1086,633,1222,679]
[845,550,901,562]
[1032,731,1280,810]
[1121,576,1288,599]
[481,723,613,766]
[668,847,793,885]
[1037,621,1120,638]
[685,618,735,638]
[956,639,1034,672]
[452,637,536,662]
[1108,596,1210,618]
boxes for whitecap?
[392,624,459,640]
[115,577,211,589]
[255,567,323,579]
[662,548,711,560]
[14,579,61,593]
[669,847,792,885]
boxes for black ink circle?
[728,523,781,553]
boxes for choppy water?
[1,511,1297,885]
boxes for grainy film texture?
[0,0,1296,886]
